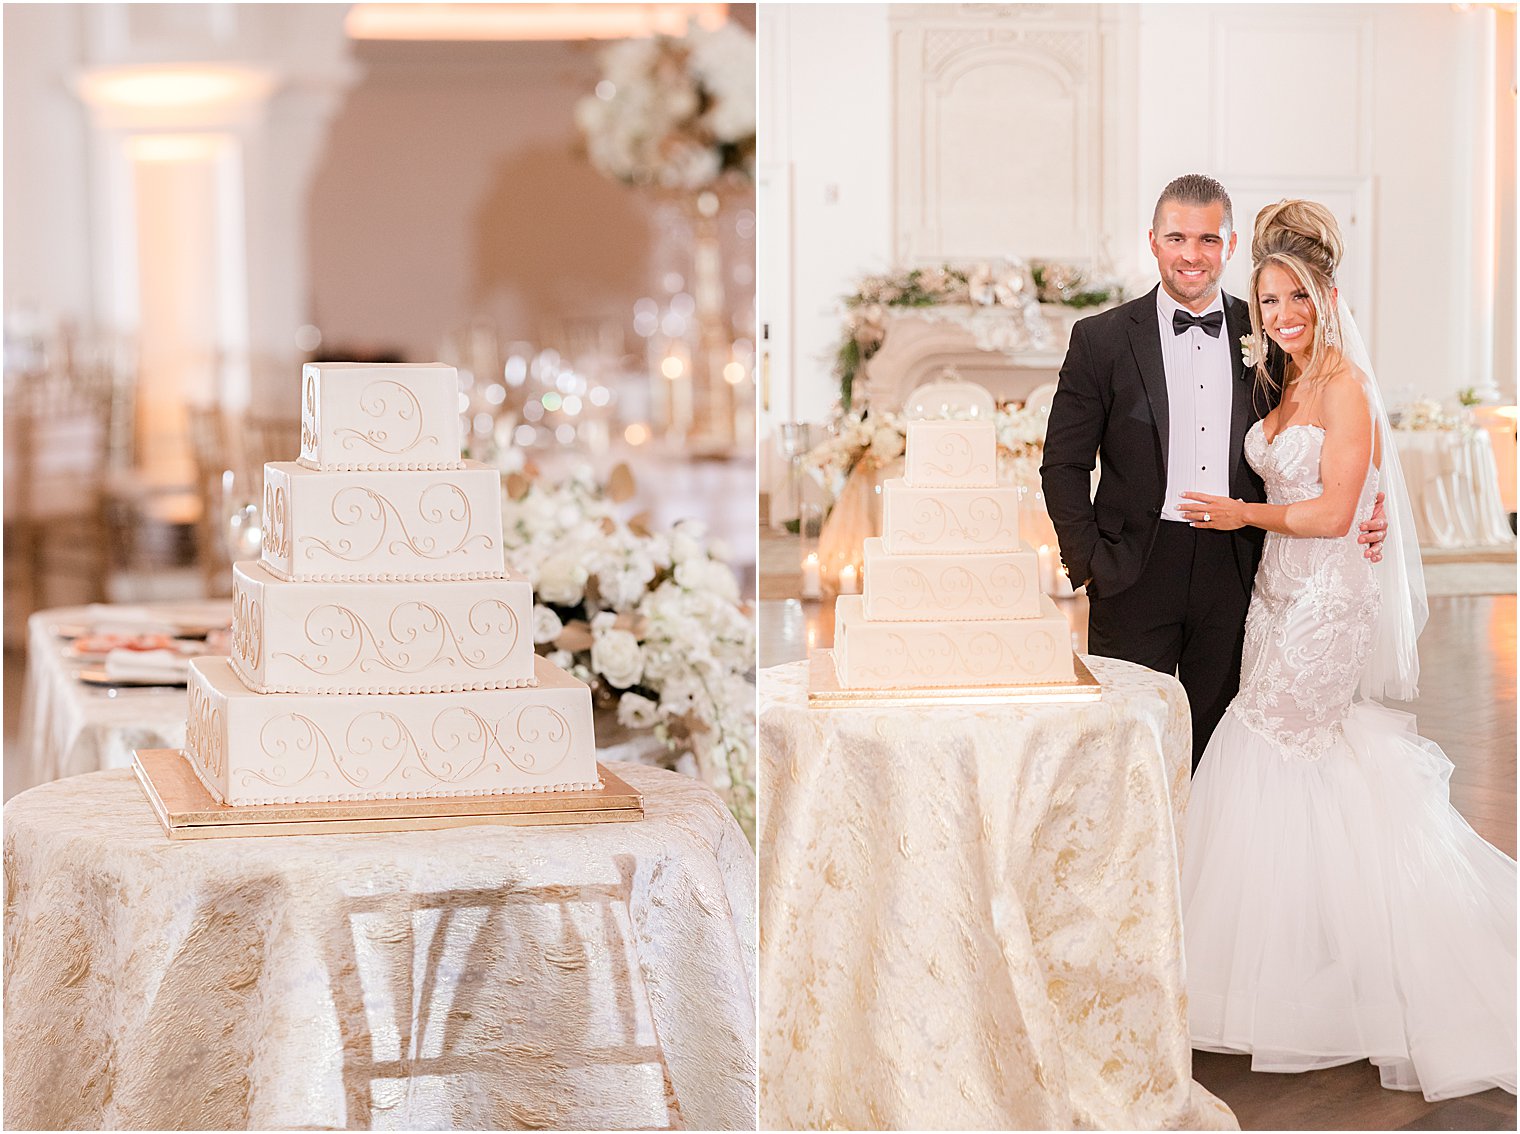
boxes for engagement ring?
[1203,512,1211,522]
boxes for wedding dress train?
[1182,421,1517,1101]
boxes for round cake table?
[3,762,756,1131]
[758,654,1237,1131]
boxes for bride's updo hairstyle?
[1248,199,1345,393]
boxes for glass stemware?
[220,468,263,564]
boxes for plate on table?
[77,668,188,689]
[65,635,205,664]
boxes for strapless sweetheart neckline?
[1255,420,1326,447]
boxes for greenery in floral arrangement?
[834,263,1036,411]
[500,467,756,840]
[1030,260,1124,309]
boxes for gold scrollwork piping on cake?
[866,629,1013,680]
[263,481,292,561]
[338,712,418,787]
[299,483,494,564]
[430,705,571,780]
[232,586,264,671]
[242,714,332,789]
[923,433,975,480]
[896,496,1012,547]
[333,380,440,455]
[300,372,319,457]
[187,680,225,778]
[272,599,520,676]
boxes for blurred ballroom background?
[4,3,759,819]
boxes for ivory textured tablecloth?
[758,655,1237,1131]
[3,762,756,1131]
[1392,428,1515,549]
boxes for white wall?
[757,3,891,434]
[760,1,1513,447]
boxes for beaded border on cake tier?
[224,777,605,807]
[294,458,467,472]
[258,564,510,583]
[227,653,541,696]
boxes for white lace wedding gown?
[1182,421,1517,1101]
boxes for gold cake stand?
[806,649,1102,708]
[132,749,644,840]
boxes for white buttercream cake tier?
[903,419,997,488]
[861,537,1041,621]
[880,479,1021,555]
[186,655,599,807]
[261,460,506,582]
[298,362,464,472]
[832,593,1075,689]
[231,561,536,695]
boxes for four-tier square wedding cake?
[832,417,1077,689]
[183,362,600,806]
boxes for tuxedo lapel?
[1225,294,1253,490]
[1127,286,1169,475]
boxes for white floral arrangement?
[501,467,756,838]
[1394,398,1466,432]
[575,21,756,191]
[806,401,1049,496]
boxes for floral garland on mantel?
[834,260,1124,411]
[501,467,756,840]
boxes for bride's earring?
[1325,323,1339,347]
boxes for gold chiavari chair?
[3,349,121,643]
[186,404,232,597]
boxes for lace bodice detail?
[1231,422,1381,761]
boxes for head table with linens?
[3,760,756,1130]
[757,654,1238,1131]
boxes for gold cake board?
[132,749,643,840]
[807,649,1102,708]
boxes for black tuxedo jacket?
[1039,285,1277,600]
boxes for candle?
[1037,544,1055,594]
[801,552,822,600]
[838,563,860,594]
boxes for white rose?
[591,628,643,689]
[670,531,703,565]
[616,691,660,730]
[548,649,574,670]
[537,554,588,606]
[532,605,563,645]
[676,557,739,604]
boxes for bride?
[1174,200,1517,1101]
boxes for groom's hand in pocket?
[1358,492,1387,563]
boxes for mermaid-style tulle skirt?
[1183,701,1517,1100]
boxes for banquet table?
[13,600,230,798]
[1392,427,1515,549]
[758,655,1237,1131]
[3,761,756,1131]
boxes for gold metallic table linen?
[758,655,1237,1130]
[4,762,756,1130]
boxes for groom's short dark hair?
[1153,174,1233,233]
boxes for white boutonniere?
[1240,333,1264,367]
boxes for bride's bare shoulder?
[1322,356,1371,407]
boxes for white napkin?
[103,649,189,682]
[86,605,180,637]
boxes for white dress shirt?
[1156,288,1234,522]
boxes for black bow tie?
[1172,309,1224,337]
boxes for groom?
[1040,174,1385,770]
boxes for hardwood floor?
[760,526,1517,1129]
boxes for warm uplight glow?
[127,134,228,163]
[345,3,728,42]
[723,361,746,385]
[661,356,685,379]
[78,65,276,111]
[624,423,652,446]
[1491,405,1520,421]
